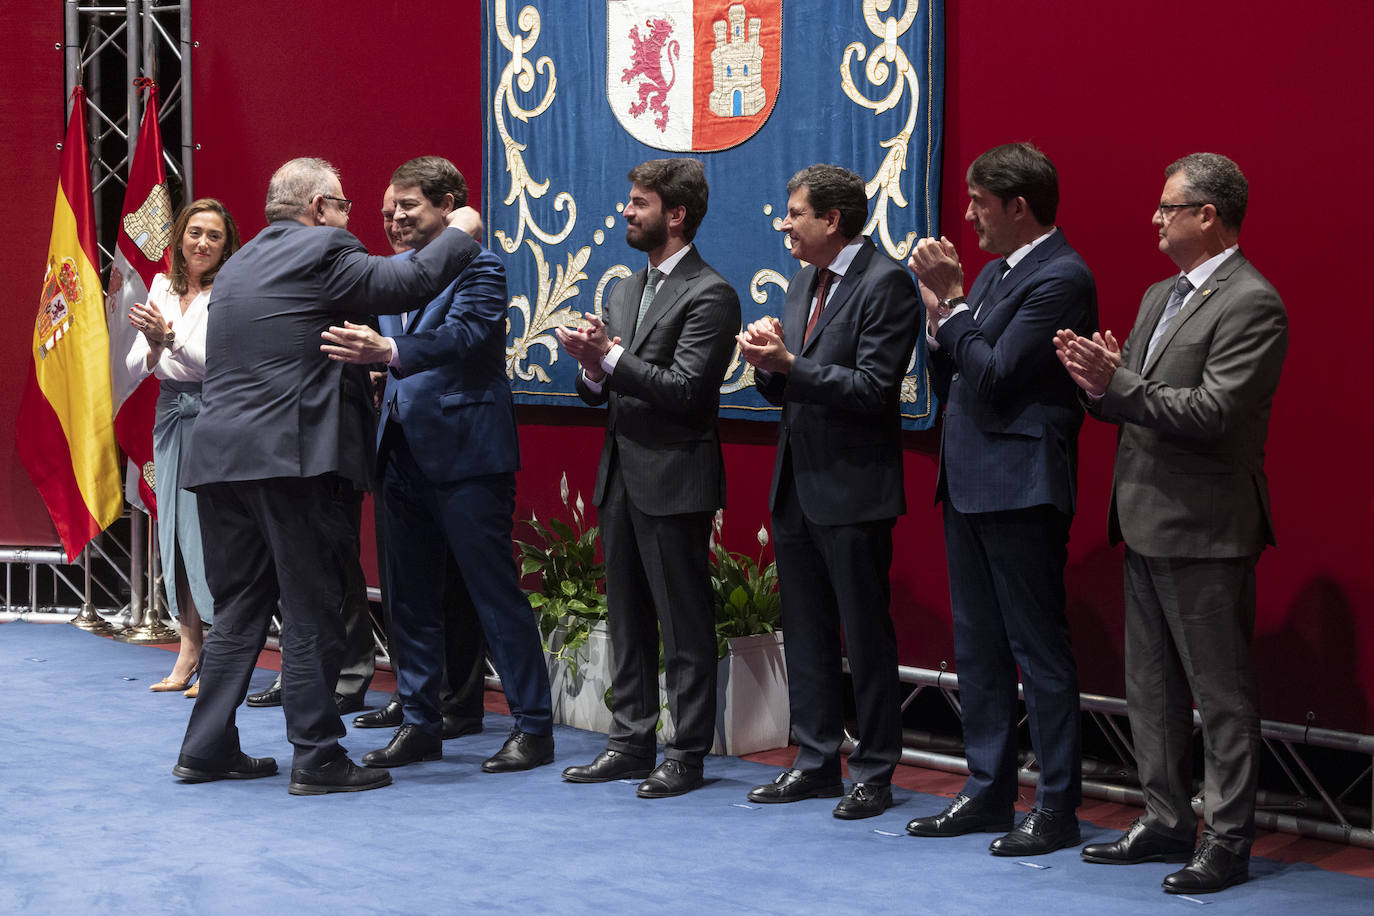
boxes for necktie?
[1144,274,1193,364]
[804,268,835,344]
[973,258,1010,322]
[635,267,663,336]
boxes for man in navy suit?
[175,157,483,794]
[905,142,1097,854]
[555,158,740,798]
[322,157,553,774]
[737,164,922,820]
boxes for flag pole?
[69,545,115,635]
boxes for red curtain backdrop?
[0,1,65,547]
[1,1,1365,729]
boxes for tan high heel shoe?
[150,665,198,693]
[184,681,199,698]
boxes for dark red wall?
[4,1,1371,731]
[1,1,66,546]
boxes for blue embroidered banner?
[484,0,944,428]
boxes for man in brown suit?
[1055,152,1288,894]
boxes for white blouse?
[124,273,210,383]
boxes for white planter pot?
[660,631,791,757]
[545,622,614,734]
[546,626,790,757]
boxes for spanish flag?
[15,87,123,558]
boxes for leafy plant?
[709,511,781,659]
[515,472,607,677]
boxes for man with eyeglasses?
[1055,153,1288,893]
[175,157,484,796]
[321,156,555,776]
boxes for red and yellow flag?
[15,87,123,558]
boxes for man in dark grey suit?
[905,143,1097,856]
[1056,153,1287,894]
[173,157,483,795]
[555,158,740,798]
[737,164,922,820]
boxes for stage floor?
[2,619,1370,914]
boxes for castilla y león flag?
[16,87,123,558]
[109,78,172,516]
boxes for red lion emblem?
[622,17,680,133]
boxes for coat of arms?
[607,0,782,152]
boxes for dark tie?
[804,268,835,345]
[974,258,1010,322]
[634,267,663,336]
[1145,274,1193,364]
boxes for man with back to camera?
[1055,152,1287,894]
[736,163,922,820]
[349,182,490,742]
[904,142,1097,856]
[174,157,483,795]
[321,157,554,773]
[554,157,740,798]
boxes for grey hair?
[1166,153,1248,231]
[264,157,340,223]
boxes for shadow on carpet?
[1,620,1368,915]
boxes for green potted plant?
[515,473,613,731]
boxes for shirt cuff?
[581,369,604,394]
[601,343,624,375]
[387,337,400,368]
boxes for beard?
[625,215,668,253]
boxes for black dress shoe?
[334,693,365,715]
[245,684,282,708]
[353,699,403,729]
[1162,837,1249,894]
[636,759,704,798]
[989,807,1081,856]
[1082,817,1195,865]
[288,756,393,795]
[481,728,555,773]
[833,782,893,820]
[361,724,442,768]
[173,752,278,783]
[563,749,655,783]
[906,794,1014,837]
[747,768,844,804]
[442,715,483,740]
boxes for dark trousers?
[1124,548,1260,854]
[181,475,353,770]
[942,503,1082,811]
[381,425,551,737]
[334,492,375,703]
[771,466,901,785]
[375,486,488,722]
[600,464,717,764]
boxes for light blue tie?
[635,267,663,335]
[1144,274,1192,364]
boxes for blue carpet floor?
[1,619,1370,914]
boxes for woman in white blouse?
[126,198,240,695]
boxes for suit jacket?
[930,230,1097,516]
[185,221,479,490]
[756,237,922,526]
[575,245,740,517]
[1093,250,1288,558]
[378,247,518,484]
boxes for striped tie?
[1145,274,1193,364]
[635,267,663,335]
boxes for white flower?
[756,525,769,548]
[559,471,570,507]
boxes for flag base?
[69,605,116,635]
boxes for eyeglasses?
[321,195,353,214]
[1156,201,1208,217]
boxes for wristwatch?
[939,295,966,310]
[162,328,176,348]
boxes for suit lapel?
[629,248,702,352]
[1141,251,1246,375]
[801,241,875,353]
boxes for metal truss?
[63,0,194,274]
[864,664,1374,849]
